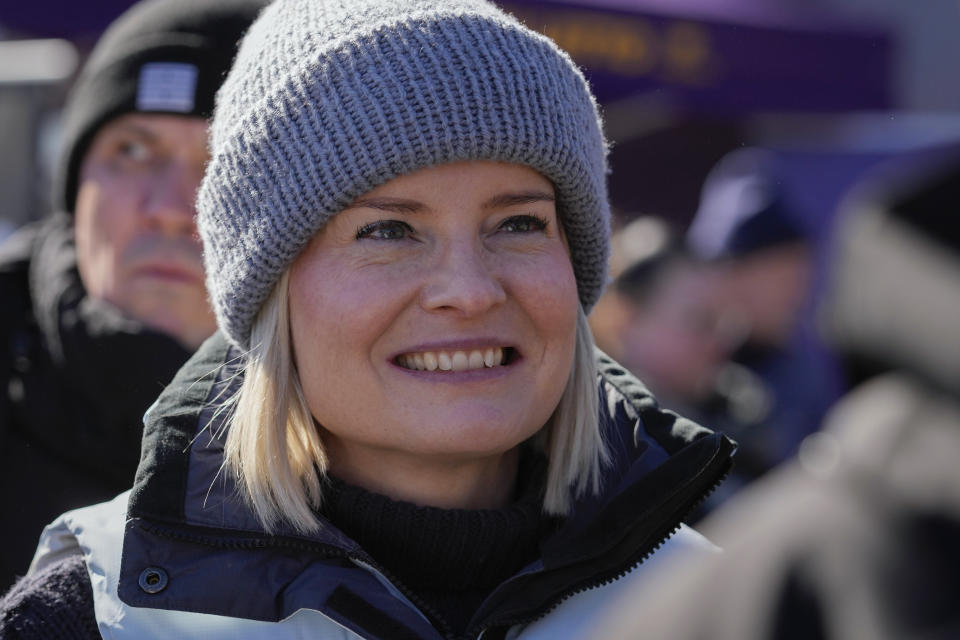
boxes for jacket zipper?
[466,460,733,640]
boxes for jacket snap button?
[138,567,169,594]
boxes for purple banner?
[2,0,892,112]
[1,1,138,41]
[498,0,892,112]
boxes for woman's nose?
[419,241,507,317]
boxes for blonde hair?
[224,274,609,534]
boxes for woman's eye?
[355,219,413,241]
[499,215,548,233]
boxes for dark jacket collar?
[28,212,190,400]
[121,332,735,638]
[1,213,190,487]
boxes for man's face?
[74,113,216,349]
[728,243,812,348]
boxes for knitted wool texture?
[197,0,611,349]
[0,555,99,640]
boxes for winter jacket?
[0,213,191,591]
[15,333,735,639]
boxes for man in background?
[589,215,769,510]
[0,0,265,590]
[591,216,745,421]
[686,148,845,472]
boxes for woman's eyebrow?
[482,190,555,210]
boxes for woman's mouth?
[395,347,515,372]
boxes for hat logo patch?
[137,62,198,113]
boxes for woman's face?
[289,161,578,479]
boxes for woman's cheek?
[524,249,579,305]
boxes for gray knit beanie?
[197,0,611,349]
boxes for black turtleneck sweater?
[319,450,556,638]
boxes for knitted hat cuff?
[198,3,610,349]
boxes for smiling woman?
[11,1,736,638]
[232,161,597,530]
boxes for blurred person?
[589,152,960,640]
[686,147,845,473]
[618,256,732,405]
[592,217,759,418]
[0,0,265,591]
[0,1,736,637]
[592,216,770,505]
[607,218,741,407]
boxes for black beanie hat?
[55,0,267,214]
[686,147,806,261]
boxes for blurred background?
[3,0,959,236]
[2,0,958,507]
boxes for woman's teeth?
[398,348,505,371]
